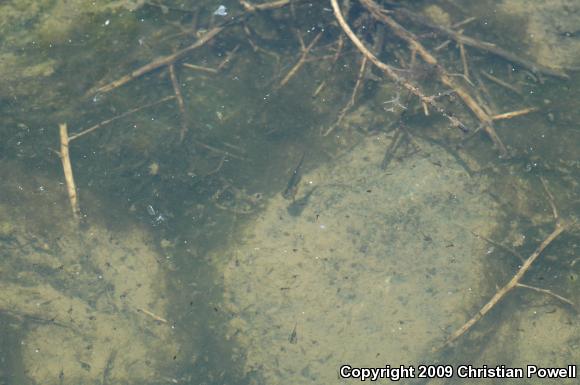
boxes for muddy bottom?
[221,133,500,384]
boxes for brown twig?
[279,31,323,88]
[192,139,246,161]
[442,223,565,348]
[474,71,499,114]
[69,95,176,141]
[91,24,226,94]
[434,39,452,51]
[313,80,327,97]
[480,70,523,96]
[441,178,566,348]
[59,123,81,221]
[330,0,469,135]
[239,0,294,12]
[540,177,559,220]
[468,228,526,263]
[137,307,168,323]
[145,1,196,13]
[206,155,227,176]
[515,283,574,307]
[182,63,218,74]
[360,0,508,157]
[452,17,477,29]
[492,107,538,121]
[217,44,241,71]
[169,64,188,141]
[381,126,405,170]
[313,35,347,98]
[243,24,283,72]
[392,7,569,79]
[332,34,345,64]
[459,40,470,80]
[324,55,368,136]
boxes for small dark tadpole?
[288,322,298,344]
[282,152,306,200]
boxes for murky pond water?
[1,1,578,384]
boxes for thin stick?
[221,141,246,153]
[146,1,196,13]
[91,24,226,94]
[217,44,241,70]
[459,41,470,80]
[243,24,283,71]
[313,35,346,98]
[442,178,566,347]
[360,0,508,156]
[324,55,368,136]
[515,283,574,307]
[381,127,405,170]
[452,17,477,29]
[313,80,327,97]
[393,7,568,79]
[279,31,323,88]
[69,95,176,141]
[434,40,452,51]
[240,0,293,11]
[480,70,522,96]
[332,34,345,64]
[59,123,81,221]
[206,155,227,176]
[474,72,498,114]
[169,64,188,141]
[422,101,429,116]
[442,223,565,348]
[182,63,218,74]
[309,51,358,63]
[350,55,368,107]
[137,307,168,323]
[540,177,559,220]
[468,229,526,263]
[492,107,538,121]
[330,0,469,135]
[193,139,245,160]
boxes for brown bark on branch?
[360,0,508,157]
[59,123,81,221]
[330,0,470,135]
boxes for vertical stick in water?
[59,123,81,221]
